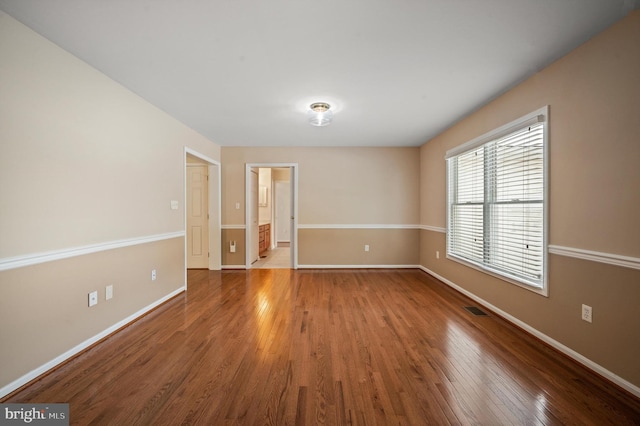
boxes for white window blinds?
[446,108,548,290]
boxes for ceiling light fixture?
[308,102,333,127]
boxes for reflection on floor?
[252,244,290,269]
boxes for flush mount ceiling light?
[308,102,333,127]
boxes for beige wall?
[419,11,640,388]
[221,147,421,266]
[299,229,419,266]
[0,12,219,258]
[221,229,246,266]
[0,238,184,388]
[0,12,219,393]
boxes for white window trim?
[445,106,549,296]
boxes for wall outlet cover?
[581,304,593,323]
[88,291,98,307]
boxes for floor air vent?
[464,306,488,316]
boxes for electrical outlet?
[364,244,370,252]
[581,304,593,323]
[106,285,113,300]
[151,269,157,281]
[436,250,440,259]
[88,291,98,307]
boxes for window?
[446,107,548,293]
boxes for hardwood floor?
[5,269,640,425]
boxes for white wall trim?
[0,287,185,399]
[549,245,640,271]
[298,224,420,229]
[298,264,420,269]
[221,224,247,230]
[418,265,640,398]
[419,225,447,233]
[0,232,185,272]
[221,265,248,269]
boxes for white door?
[187,165,209,268]
[275,180,291,244]
[250,169,260,264]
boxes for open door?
[184,149,221,282]
[186,164,209,268]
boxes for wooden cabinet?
[259,223,270,255]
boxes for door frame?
[184,148,221,287]
[245,163,298,269]
[249,168,260,264]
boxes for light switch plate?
[106,285,113,300]
[170,200,179,210]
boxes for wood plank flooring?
[5,269,640,425]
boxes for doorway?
[185,149,221,282]
[245,163,298,269]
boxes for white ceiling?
[0,1,637,147]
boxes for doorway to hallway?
[245,163,298,269]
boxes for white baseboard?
[297,264,420,269]
[418,266,640,398]
[221,265,247,269]
[0,287,185,399]
[297,224,420,229]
